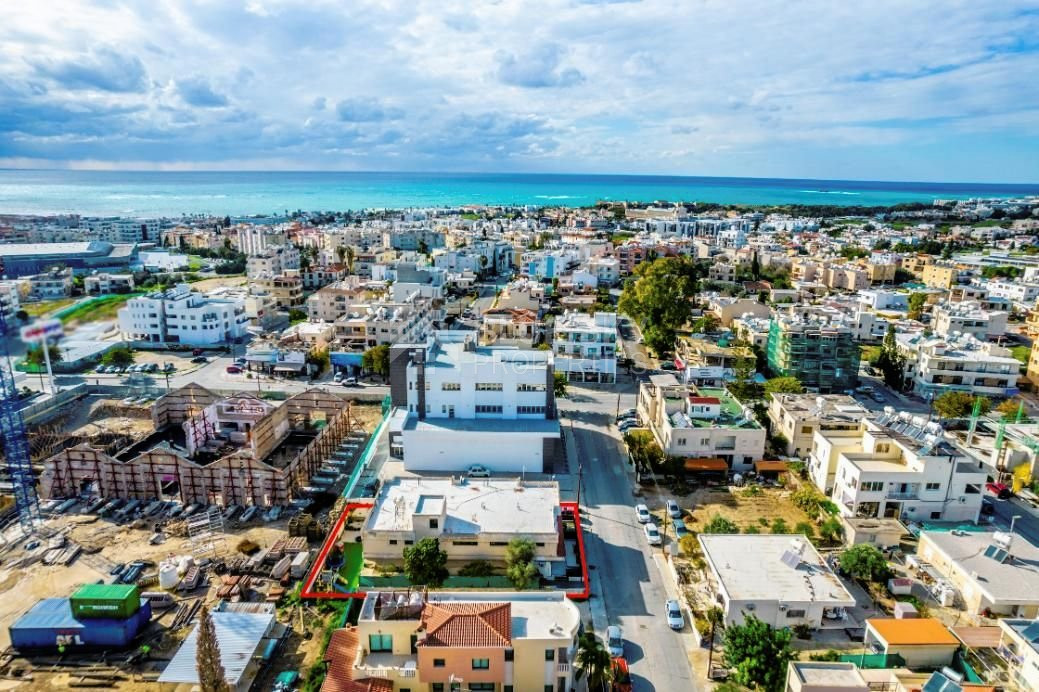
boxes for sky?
[1,1,1038,182]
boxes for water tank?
[158,561,179,589]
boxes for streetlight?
[1011,514,1022,535]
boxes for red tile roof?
[420,602,512,648]
[322,627,393,692]
[688,396,721,405]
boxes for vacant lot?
[59,293,141,326]
[22,297,77,317]
[665,485,815,534]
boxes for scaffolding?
[187,506,225,556]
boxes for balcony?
[355,653,418,679]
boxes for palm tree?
[345,245,355,274]
[574,630,615,692]
[335,245,347,267]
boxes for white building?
[235,226,286,256]
[118,283,249,347]
[768,394,868,460]
[362,477,563,573]
[83,216,162,244]
[699,534,856,629]
[897,332,1021,398]
[388,331,561,473]
[998,619,1039,691]
[931,299,1009,341]
[552,311,617,383]
[245,245,300,279]
[815,411,987,522]
[637,374,765,472]
[137,250,190,272]
[857,289,908,312]
[984,278,1039,307]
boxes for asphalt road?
[560,384,697,692]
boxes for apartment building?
[814,412,986,522]
[301,264,348,291]
[84,272,135,295]
[864,256,898,284]
[857,289,908,312]
[26,267,74,300]
[137,250,190,272]
[552,311,616,383]
[984,278,1039,306]
[235,225,286,255]
[362,477,562,571]
[897,333,1020,398]
[674,338,755,388]
[613,242,649,275]
[586,256,620,286]
[326,590,580,692]
[998,619,1039,690]
[921,262,962,289]
[82,216,162,243]
[931,300,1008,340]
[117,283,248,346]
[637,374,765,472]
[707,296,771,327]
[822,263,871,292]
[332,295,439,351]
[0,280,21,322]
[521,250,579,280]
[387,331,561,473]
[382,227,446,252]
[768,394,868,461]
[709,262,737,282]
[246,245,300,278]
[251,274,304,309]
[306,278,369,322]
[766,316,861,393]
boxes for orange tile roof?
[754,460,789,473]
[867,618,959,646]
[322,627,393,692]
[684,458,728,472]
[420,602,512,648]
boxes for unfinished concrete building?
[39,384,364,507]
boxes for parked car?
[606,625,624,657]
[617,408,637,420]
[146,363,159,372]
[986,482,1012,499]
[333,371,345,383]
[226,365,242,374]
[644,523,662,546]
[665,599,684,630]
[191,356,208,363]
[164,363,175,372]
[343,377,358,386]
[673,518,689,539]
[467,464,491,478]
[634,504,651,523]
[871,392,885,403]
[618,420,640,432]
[192,348,204,356]
[666,499,681,519]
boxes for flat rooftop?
[773,393,868,421]
[699,534,856,605]
[790,662,868,689]
[401,416,560,435]
[368,477,560,536]
[921,530,1039,605]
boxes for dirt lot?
[650,484,815,534]
[188,276,248,292]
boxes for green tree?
[402,537,449,587]
[288,308,308,324]
[996,398,1026,420]
[418,239,430,256]
[553,371,569,398]
[751,253,761,279]
[839,544,890,582]
[24,343,63,368]
[101,345,135,367]
[504,538,539,590]
[335,244,347,266]
[623,430,664,472]
[873,324,906,390]
[618,256,697,355]
[933,391,990,419]
[819,517,844,544]
[703,515,739,534]
[764,376,805,397]
[195,606,230,692]
[344,245,356,274]
[907,292,927,321]
[723,614,794,692]
[770,517,790,534]
[306,346,330,375]
[794,521,816,540]
[692,314,720,334]
[361,344,390,379]
[574,630,615,692]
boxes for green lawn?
[57,293,142,324]
[1011,345,1030,370]
[22,298,77,317]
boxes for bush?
[771,517,790,534]
[459,560,497,578]
[792,623,812,639]
[236,539,259,554]
[794,521,815,540]
[703,515,739,534]
[809,650,842,662]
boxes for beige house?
[768,393,867,460]
[251,273,304,309]
[708,296,771,328]
[785,662,868,692]
[323,590,581,692]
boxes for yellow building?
[323,590,581,692]
[1027,338,1039,389]
[921,263,959,289]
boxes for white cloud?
[0,0,1036,180]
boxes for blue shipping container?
[9,598,152,650]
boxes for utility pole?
[576,461,584,508]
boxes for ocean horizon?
[0,169,1037,218]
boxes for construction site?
[0,382,384,689]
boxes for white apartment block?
[137,250,190,272]
[932,300,1008,341]
[118,283,248,347]
[245,245,300,279]
[552,311,617,383]
[984,279,1039,306]
[387,331,561,473]
[26,268,73,300]
[897,333,1021,398]
[768,394,868,461]
[637,374,765,472]
[306,279,368,323]
[0,280,21,321]
[82,217,162,243]
[812,412,986,523]
[84,272,135,295]
[587,256,620,286]
[235,226,286,256]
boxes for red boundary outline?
[300,500,590,601]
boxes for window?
[861,481,884,492]
[432,685,444,692]
[925,482,941,491]
[389,539,397,545]
[368,633,392,652]
[470,685,494,692]
[505,687,514,692]
[433,658,446,668]
[472,658,490,670]
[442,382,461,391]
[786,609,806,618]
[476,382,503,391]
[476,405,504,414]
[429,519,439,529]
[504,649,514,662]
[404,540,414,545]
[545,649,555,661]
[545,686,554,692]
[517,405,546,414]
[931,511,942,519]
[517,383,546,392]
[453,540,478,546]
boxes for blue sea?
[0,169,1036,217]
